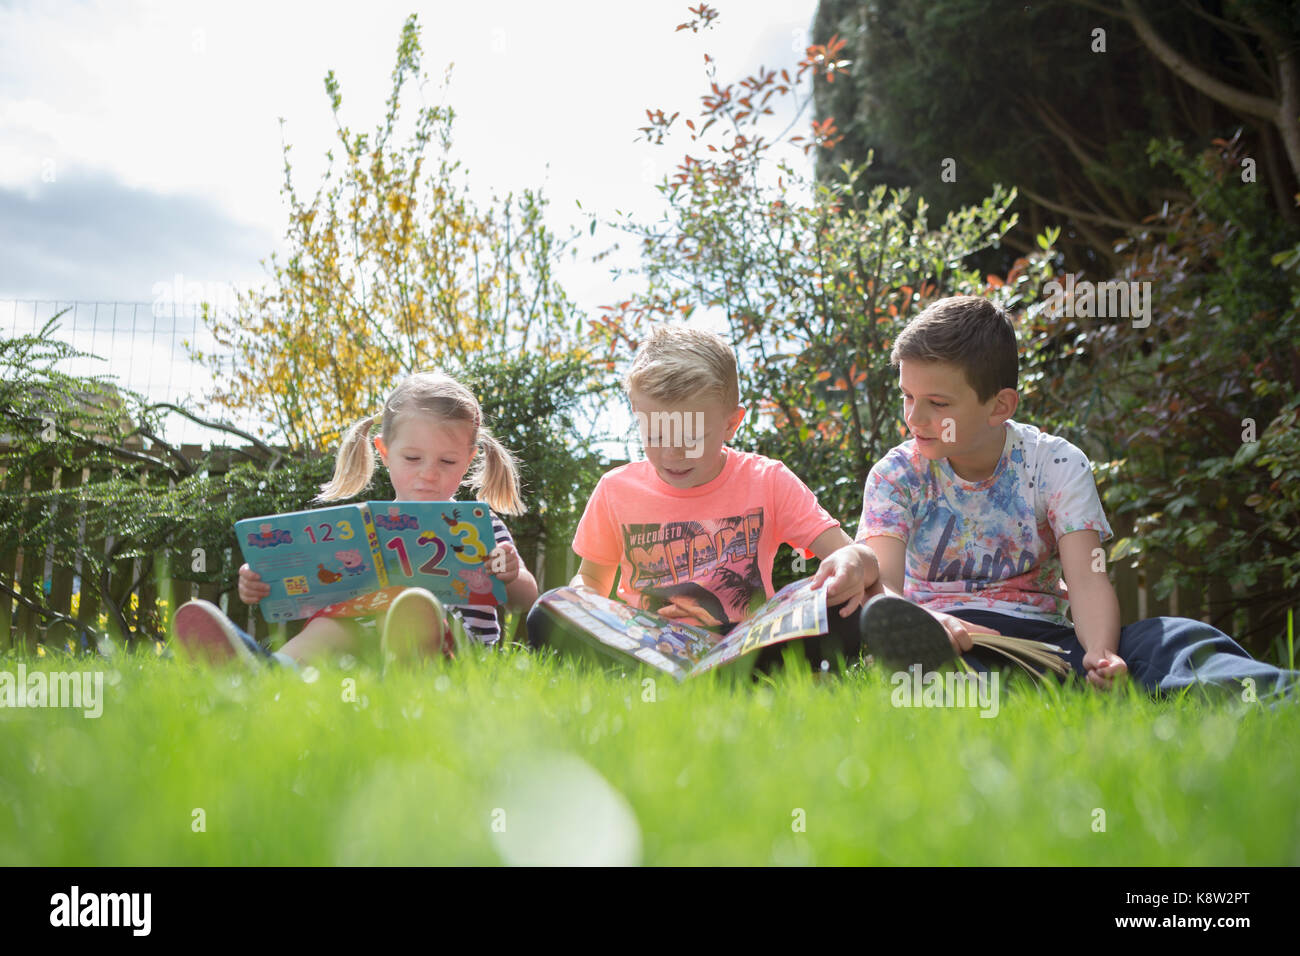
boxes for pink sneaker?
[172,600,266,667]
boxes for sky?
[0,0,822,444]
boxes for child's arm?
[864,535,907,595]
[1059,530,1126,689]
[571,557,617,598]
[488,543,540,612]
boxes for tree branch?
[1118,0,1278,121]
[142,403,284,469]
[4,409,183,478]
[1019,185,1168,234]
[0,580,107,644]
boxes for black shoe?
[859,594,954,672]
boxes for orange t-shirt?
[572,449,842,630]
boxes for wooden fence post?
[77,457,112,640]
[0,453,16,649]
[1111,514,1139,626]
[45,462,77,648]
[14,471,51,652]
[195,442,227,610]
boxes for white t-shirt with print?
[856,420,1112,625]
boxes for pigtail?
[313,414,381,502]
[468,426,524,515]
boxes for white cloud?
[1,0,818,233]
[0,0,822,445]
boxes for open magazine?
[535,577,832,680]
[534,578,1072,681]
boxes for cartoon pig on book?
[336,549,367,575]
[457,566,497,605]
[247,523,292,548]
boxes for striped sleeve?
[445,512,514,645]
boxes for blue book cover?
[234,503,388,622]
[367,500,506,607]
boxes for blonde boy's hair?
[314,369,525,514]
[624,325,740,408]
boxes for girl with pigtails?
[171,370,539,669]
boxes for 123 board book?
[235,501,505,622]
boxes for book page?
[536,587,720,680]
[234,504,385,622]
[368,500,506,606]
[689,578,829,675]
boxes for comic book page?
[688,578,829,676]
[534,586,721,681]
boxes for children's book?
[534,578,1073,681]
[533,578,834,681]
[235,501,504,622]
[367,501,505,607]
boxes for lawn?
[1,643,1296,866]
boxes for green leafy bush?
[1020,134,1300,646]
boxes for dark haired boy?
[857,295,1297,699]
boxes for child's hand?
[926,608,998,655]
[487,543,520,585]
[237,563,271,605]
[1083,648,1128,690]
[656,597,725,629]
[810,543,880,616]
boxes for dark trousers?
[949,609,1299,702]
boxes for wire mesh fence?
[1,299,271,445]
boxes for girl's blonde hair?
[314,370,525,515]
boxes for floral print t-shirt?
[856,420,1112,624]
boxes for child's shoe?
[172,599,274,667]
[859,594,954,673]
[381,588,449,673]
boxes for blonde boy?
[528,325,938,668]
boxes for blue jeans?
[948,610,1299,702]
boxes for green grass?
[1,644,1297,865]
